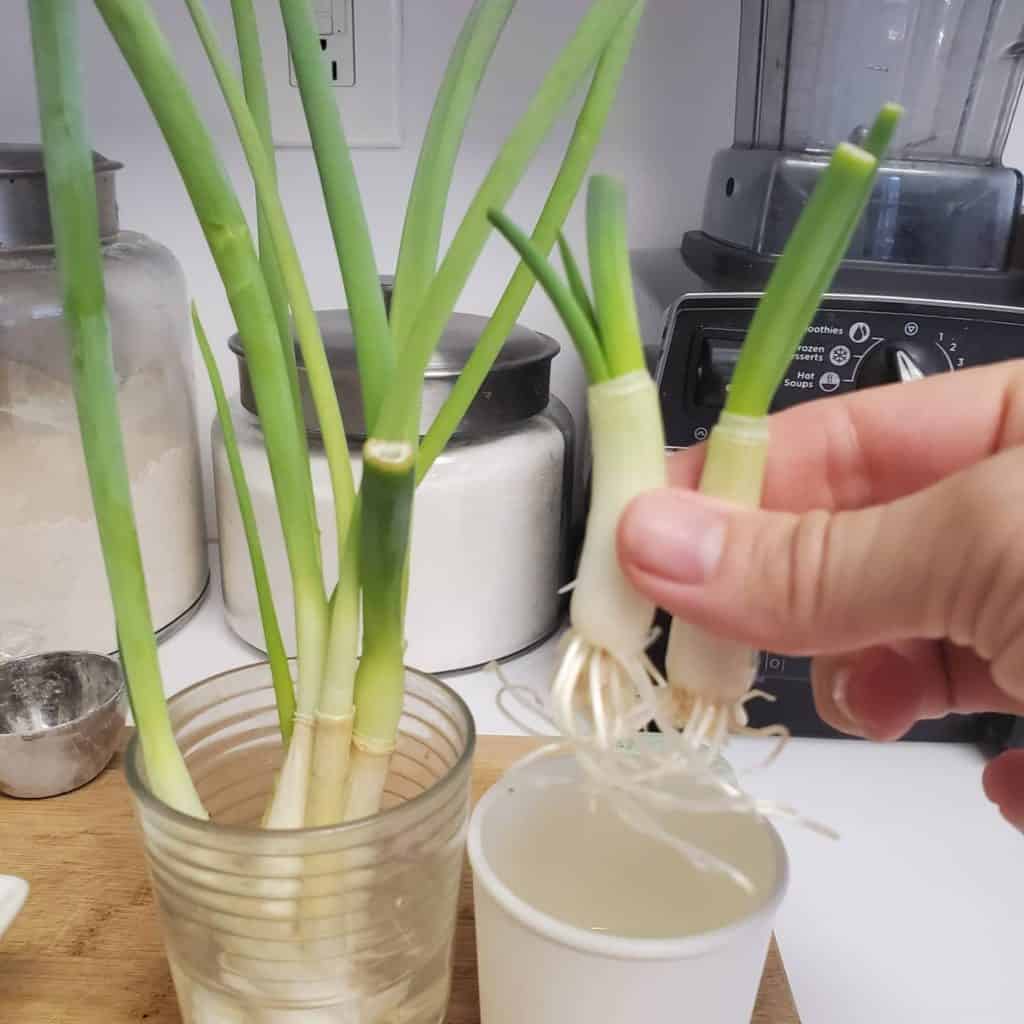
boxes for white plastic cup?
[0,876,28,940]
[468,750,789,1024]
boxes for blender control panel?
[657,293,1024,449]
[650,293,1024,743]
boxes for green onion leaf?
[352,442,416,749]
[193,305,296,742]
[489,209,609,383]
[725,141,885,418]
[416,1,645,479]
[862,102,904,161]
[559,232,599,332]
[376,0,641,443]
[228,0,315,557]
[586,174,646,377]
[279,0,394,432]
[184,0,355,579]
[229,0,294,400]
[390,0,517,347]
[29,0,205,818]
[96,0,328,713]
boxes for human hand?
[617,362,1024,828]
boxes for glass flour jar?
[213,302,575,673]
[0,146,208,658]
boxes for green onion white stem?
[28,0,205,819]
[306,515,360,828]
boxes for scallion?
[490,112,900,887]
[490,176,665,750]
[665,111,900,754]
[65,0,644,842]
[28,0,205,818]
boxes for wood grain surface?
[0,734,799,1022]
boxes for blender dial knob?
[854,341,950,389]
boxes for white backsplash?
[0,1,738,531]
[6,2,1020,533]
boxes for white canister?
[467,749,789,1024]
[213,304,575,673]
[0,146,208,658]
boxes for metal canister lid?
[230,290,560,440]
[0,144,121,250]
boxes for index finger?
[669,360,1024,512]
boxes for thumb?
[617,451,1024,700]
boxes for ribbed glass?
[125,664,475,1023]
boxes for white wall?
[0,1,738,532]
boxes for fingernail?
[831,666,859,726]
[621,493,727,585]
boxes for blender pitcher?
[703,0,1024,270]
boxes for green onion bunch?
[488,109,900,887]
[29,0,646,825]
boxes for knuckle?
[943,461,1024,653]
[810,658,848,731]
[991,633,1024,704]
[992,363,1024,450]
[750,509,836,646]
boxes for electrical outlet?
[288,28,355,88]
[258,0,402,149]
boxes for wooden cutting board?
[0,734,799,1022]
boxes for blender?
[686,0,1024,300]
[646,0,1024,744]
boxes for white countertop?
[162,548,1022,1024]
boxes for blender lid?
[0,144,122,249]
[230,285,560,440]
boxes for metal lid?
[230,290,560,440]
[0,144,122,250]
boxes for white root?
[499,626,834,892]
[522,374,789,888]
[545,404,837,885]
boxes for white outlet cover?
[258,0,401,150]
